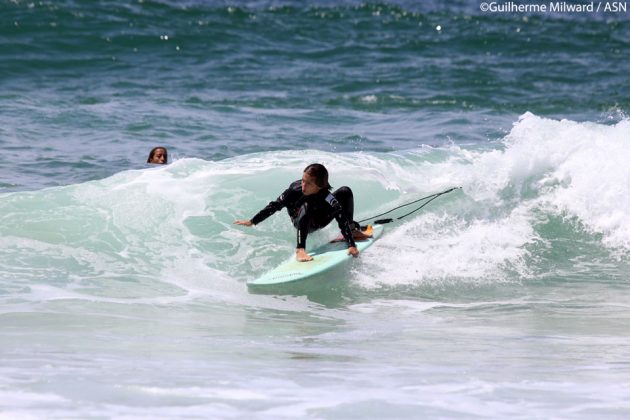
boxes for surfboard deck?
[247,225,383,291]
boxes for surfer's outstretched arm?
[233,184,298,227]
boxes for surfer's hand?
[348,246,359,257]
[296,248,313,262]
[234,220,253,226]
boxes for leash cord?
[358,187,461,225]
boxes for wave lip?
[505,113,630,251]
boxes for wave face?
[1,113,628,301]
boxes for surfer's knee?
[334,186,353,200]
[333,187,354,211]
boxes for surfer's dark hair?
[303,163,331,190]
[147,146,168,164]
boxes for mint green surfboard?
[247,225,383,290]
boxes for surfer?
[234,163,368,262]
[147,147,168,164]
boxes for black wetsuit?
[250,180,358,249]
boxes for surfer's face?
[301,173,321,196]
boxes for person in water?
[234,163,368,262]
[147,147,168,164]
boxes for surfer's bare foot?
[352,230,371,241]
[296,248,313,262]
[351,223,373,241]
[330,226,373,243]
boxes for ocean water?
[1,0,630,418]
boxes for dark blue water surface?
[1,0,628,190]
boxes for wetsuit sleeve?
[250,186,293,225]
[335,212,356,248]
[326,197,356,248]
[296,212,309,249]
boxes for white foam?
[137,385,269,400]
[355,208,537,287]
[351,113,630,285]
[360,94,378,104]
[473,113,630,249]
[0,390,67,407]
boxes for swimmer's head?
[147,147,168,164]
